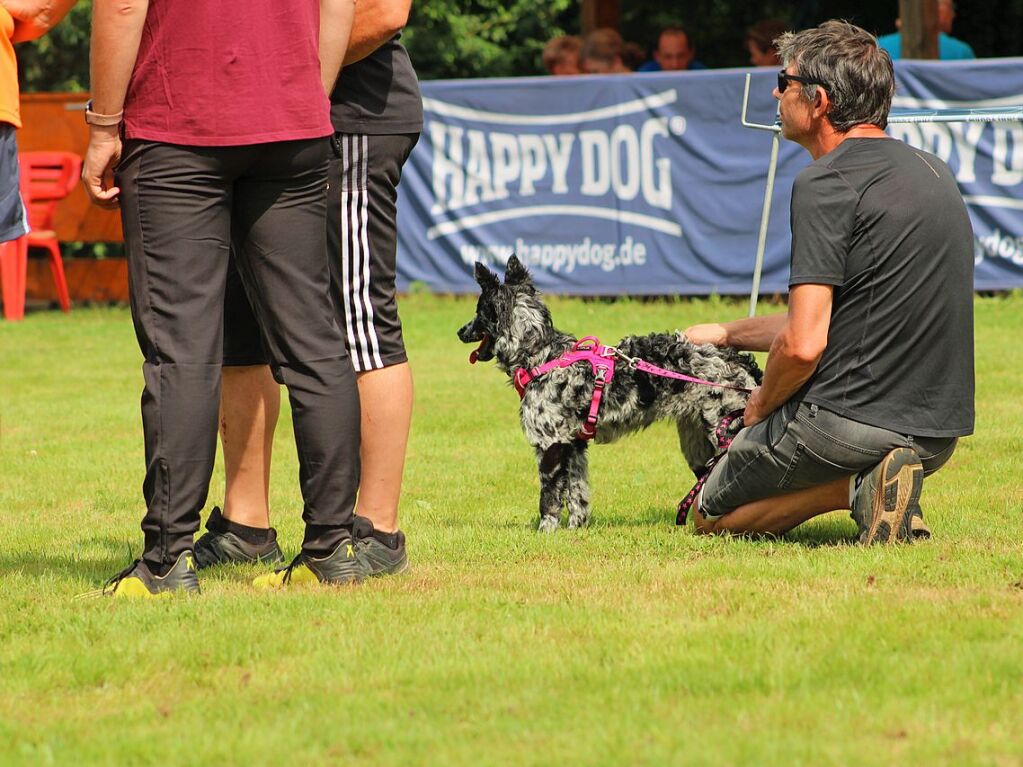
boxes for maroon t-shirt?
[123,0,332,146]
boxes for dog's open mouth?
[469,334,493,364]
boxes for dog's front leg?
[565,441,591,529]
[536,443,570,533]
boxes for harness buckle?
[513,368,531,397]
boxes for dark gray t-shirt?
[330,35,423,135]
[789,138,975,437]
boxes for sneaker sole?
[861,450,923,545]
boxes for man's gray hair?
[775,20,895,132]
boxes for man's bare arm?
[743,284,833,426]
[89,0,146,115]
[320,0,357,94]
[82,0,148,208]
[684,312,787,352]
[342,0,410,67]
[2,0,77,43]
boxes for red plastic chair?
[22,151,82,313]
[0,230,28,320]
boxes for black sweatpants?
[116,138,360,571]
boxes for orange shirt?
[0,6,19,127]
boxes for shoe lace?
[101,558,142,595]
[278,553,305,585]
[74,544,140,599]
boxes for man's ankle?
[353,515,403,548]
[222,516,272,545]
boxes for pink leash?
[674,410,744,526]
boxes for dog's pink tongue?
[469,334,489,364]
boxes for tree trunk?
[581,0,619,35]
[899,0,939,59]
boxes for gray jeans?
[700,400,958,519]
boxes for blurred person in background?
[580,28,631,74]
[636,25,706,72]
[877,0,974,60]
[745,18,788,67]
[542,34,581,75]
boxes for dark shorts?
[0,125,28,243]
[700,400,958,519]
[224,131,419,370]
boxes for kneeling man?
[685,21,974,542]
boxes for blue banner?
[396,59,1023,295]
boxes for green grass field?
[2,294,1022,766]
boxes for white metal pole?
[749,131,781,318]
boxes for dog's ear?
[504,255,533,288]
[474,262,500,291]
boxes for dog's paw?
[537,516,560,534]
[567,513,591,529]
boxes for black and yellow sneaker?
[100,551,201,598]
[193,507,284,570]
[354,529,408,577]
[853,448,924,545]
[252,537,362,590]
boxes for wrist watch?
[84,99,124,127]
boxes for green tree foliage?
[404,0,576,79]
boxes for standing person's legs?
[330,133,418,541]
[108,141,237,592]
[229,138,362,576]
[192,264,285,570]
[216,132,415,575]
[219,365,279,528]
[219,259,279,530]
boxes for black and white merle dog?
[457,256,763,532]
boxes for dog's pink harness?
[513,337,616,440]
[512,336,752,442]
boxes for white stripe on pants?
[339,134,384,372]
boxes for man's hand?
[82,126,122,209]
[742,385,770,427]
[682,313,785,352]
[684,323,728,346]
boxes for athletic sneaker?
[252,536,361,590]
[355,530,408,577]
[853,447,924,545]
[100,551,201,598]
[193,507,284,569]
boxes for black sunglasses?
[777,69,830,94]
